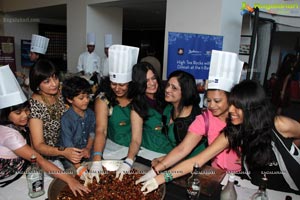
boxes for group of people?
[1,37,300,198]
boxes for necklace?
[40,94,61,121]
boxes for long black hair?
[0,101,29,125]
[131,62,166,120]
[224,80,276,169]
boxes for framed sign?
[0,36,16,71]
[167,32,223,80]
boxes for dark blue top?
[60,107,95,149]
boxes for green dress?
[141,107,173,154]
[97,93,131,147]
[163,104,207,159]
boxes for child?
[0,65,89,195]
[60,76,95,171]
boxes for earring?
[36,87,40,91]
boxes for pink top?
[188,110,241,172]
[0,125,26,159]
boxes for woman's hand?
[65,176,90,197]
[63,147,83,164]
[151,156,165,167]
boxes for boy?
[60,76,95,171]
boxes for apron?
[107,104,132,147]
[141,107,173,154]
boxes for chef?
[100,34,112,77]
[29,34,49,62]
[77,32,101,77]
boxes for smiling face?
[145,69,158,99]
[228,104,244,125]
[39,74,60,96]
[8,108,30,127]
[206,90,229,121]
[110,82,129,98]
[165,77,181,106]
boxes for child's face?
[8,108,30,127]
[68,93,90,113]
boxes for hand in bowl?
[89,161,103,183]
[135,168,157,184]
[141,178,159,195]
[116,158,133,181]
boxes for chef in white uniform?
[100,34,112,77]
[77,32,101,76]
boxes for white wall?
[163,0,243,79]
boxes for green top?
[163,104,207,159]
[141,107,173,154]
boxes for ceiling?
[6,0,166,30]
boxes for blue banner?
[167,32,223,79]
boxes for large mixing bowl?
[48,160,165,200]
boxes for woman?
[90,44,139,182]
[29,59,83,170]
[140,80,300,195]
[158,70,206,157]
[137,83,240,184]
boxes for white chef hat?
[30,34,49,55]
[109,45,139,84]
[87,32,96,45]
[105,34,112,48]
[0,65,27,109]
[207,50,244,92]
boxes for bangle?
[123,160,133,168]
[93,151,103,157]
[152,166,159,175]
[78,167,87,177]
[164,171,173,183]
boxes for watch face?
[58,146,65,151]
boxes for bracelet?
[78,167,87,177]
[152,166,159,175]
[164,171,173,183]
[123,160,133,168]
[93,151,103,157]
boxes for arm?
[92,98,109,161]
[14,144,90,196]
[29,118,82,164]
[154,132,203,172]
[127,109,143,160]
[141,133,229,194]
[77,54,84,73]
[275,115,300,139]
[82,136,94,159]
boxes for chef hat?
[87,32,96,45]
[109,45,139,83]
[0,65,27,109]
[30,34,49,55]
[105,34,112,48]
[208,50,244,92]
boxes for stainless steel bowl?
[48,160,165,200]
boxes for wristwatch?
[57,146,66,151]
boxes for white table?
[0,175,52,200]
[221,173,300,200]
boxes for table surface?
[1,139,299,200]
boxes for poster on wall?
[167,32,223,80]
[0,36,16,71]
[21,39,34,67]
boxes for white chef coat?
[77,51,101,75]
[100,56,109,77]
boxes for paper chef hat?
[0,65,27,109]
[105,34,112,48]
[30,34,49,55]
[87,32,96,45]
[208,50,244,92]
[109,45,139,84]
